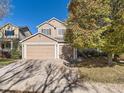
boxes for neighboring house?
[20,18,77,60]
[0,23,32,57]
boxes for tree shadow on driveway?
[0,60,88,93]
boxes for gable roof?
[48,17,65,24]
[0,23,18,30]
[37,17,66,28]
[20,32,66,43]
[20,32,58,43]
[36,21,55,29]
[0,23,32,40]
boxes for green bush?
[10,39,21,59]
[11,49,21,59]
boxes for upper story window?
[5,30,14,36]
[42,29,51,35]
[57,29,65,36]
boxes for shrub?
[11,49,21,59]
[11,39,21,59]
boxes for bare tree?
[0,0,10,19]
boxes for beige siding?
[48,20,66,38]
[38,23,57,38]
[38,19,66,38]
[22,33,57,59]
[23,34,56,43]
[48,19,66,29]
[26,45,55,59]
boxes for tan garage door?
[26,44,55,59]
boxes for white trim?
[75,48,77,59]
[73,48,77,59]
[57,44,59,59]
[0,23,19,30]
[24,44,27,59]
[22,44,24,59]
[20,33,39,43]
[37,21,49,28]
[58,43,68,46]
[48,17,65,24]
[37,17,66,28]
[24,42,57,45]
[37,22,55,30]
[10,41,13,50]
[20,32,58,43]
[73,48,75,59]
[56,28,66,37]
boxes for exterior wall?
[22,41,76,60]
[48,19,66,29]
[38,23,57,38]
[48,19,66,38]
[0,24,19,58]
[21,33,57,59]
[37,19,66,38]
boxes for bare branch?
[0,0,11,19]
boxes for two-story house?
[20,18,77,60]
[0,23,32,57]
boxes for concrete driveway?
[0,59,124,93]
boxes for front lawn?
[79,58,124,83]
[0,59,15,67]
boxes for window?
[1,42,11,49]
[5,30,14,36]
[5,42,11,49]
[58,29,65,36]
[42,29,51,35]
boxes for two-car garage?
[21,33,58,59]
[20,33,75,60]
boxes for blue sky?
[0,0,69,34]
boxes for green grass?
[0,59,14,66]
[78,58,124,83]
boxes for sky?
[0,0,69,34]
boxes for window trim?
[57,28,65,36]
[5,30,14,36]
[41,29,51,35]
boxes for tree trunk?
[108,53,113,65]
